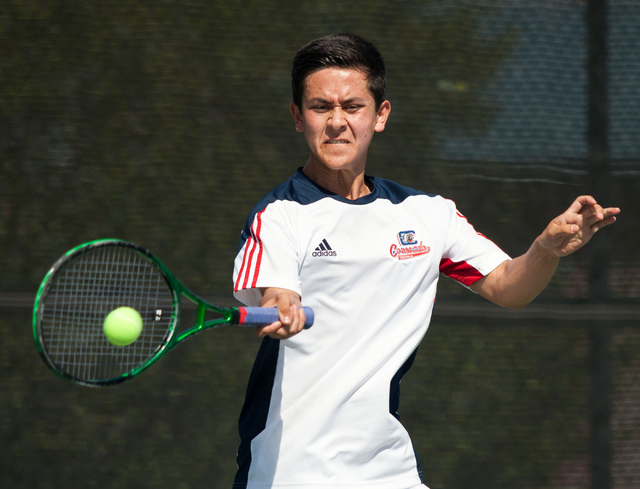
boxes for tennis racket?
[33,239,314,387]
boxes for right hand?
[257,287,308,339]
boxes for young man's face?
[290,68,390,175]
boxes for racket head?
[33,240,180,387]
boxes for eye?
[311,104,330,113]
[344,104,363,113]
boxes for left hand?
[538,195,620,257]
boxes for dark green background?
[2,1,639,488]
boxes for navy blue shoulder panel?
[236,169,329,253]
[251,169,330,212]
[369,176,429,205]
[247,170,429,217]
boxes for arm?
[471,195,620,309]
[255,287,308,339]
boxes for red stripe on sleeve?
[240,210,265,291]
[250,212,264,288]
[234,236,253,292]
[449,201,489,239]
[439,258,484,286]
[242,238,258,290]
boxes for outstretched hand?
[537,195,620,257]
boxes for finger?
[256,309,301,339]
[591,204,604,220]
[587,213,601,226]
[603,206,621,218]
[268,306,308,339]
[591,215,617,232]
[588,207,620,228]
[276,296,293,326]
[263,323,299,340]
[569,195,597,214]
[296,307,307,332]
[578,203,603,221]
[288,305,307,334]
[255,321,283,338]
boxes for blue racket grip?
[236,306,314,329]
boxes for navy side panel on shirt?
[389,347,424,484]
[233,337,280,488]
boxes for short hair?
[291,33,387,110]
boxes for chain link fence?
[1,1,639,487]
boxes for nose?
[327,107,346,130]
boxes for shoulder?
[249,169,331,215]
[240,169,332,242]
[369,176,449,208]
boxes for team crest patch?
[390,230,430,260]
[398,230,417,245]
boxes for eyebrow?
[307,97,366,105]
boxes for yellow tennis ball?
[103,307,143,346]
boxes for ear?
[290,102,305,133]
[374,100,391,133]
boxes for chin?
[319,152,361,168]
[319,160,359,172]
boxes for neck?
[302,160,371,200]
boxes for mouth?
[325,140,349,144]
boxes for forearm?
[471,195,618,309]
[259,287,302,307]
[471,238,560,309]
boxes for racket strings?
[39,245,175,383]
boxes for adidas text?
[312,250,337,257]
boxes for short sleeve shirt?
[232,169,510,489]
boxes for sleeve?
[439,199,511,288]
[233,201,302,306]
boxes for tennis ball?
[103,307,143,346]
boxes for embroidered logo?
[312,238,337,257]
[390,230,430,260]
[398,230,417,245]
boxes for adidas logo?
[312,239,337,257]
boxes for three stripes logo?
[312,239,337,257]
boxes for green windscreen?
[2,1,639,488]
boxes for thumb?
[549,219,579,236]
[565,223,579,234]
[540,221,578,249]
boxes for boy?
[232,33,618,489]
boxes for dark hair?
[291,33,387,110]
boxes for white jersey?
[232,169,510,489]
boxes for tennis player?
[232,33,619,489]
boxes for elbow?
[492,294,533,310]
[504,301,530,310]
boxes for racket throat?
[195,303,207,328]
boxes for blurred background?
[1,0,639,488]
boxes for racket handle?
[237,306,314,329]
